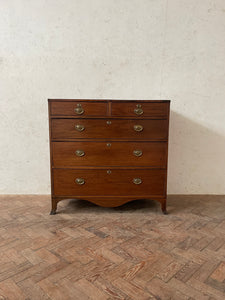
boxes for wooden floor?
[0,195,225,299]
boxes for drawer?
[111,101,169,118]
[50,101,107,117]
[51,119,168,140]
[53,169,166,196]
[52,141,167,167]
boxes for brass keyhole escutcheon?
[106,143,111,147]
[74,103,84,115]
[107,170,111,174]
[106,120,112,125]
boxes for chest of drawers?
[48,99,170,215]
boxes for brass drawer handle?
[75,124,85,132]
[133,178,142,185]
[134,125,143,132]
[75,150,85,157]
[133,150,142,157]
[74,104,84,115]
[75,178,85,185]
[134,104,143,115]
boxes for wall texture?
[1,0,225,194]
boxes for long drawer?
[53,169,166,196]
[51,119,168,140]
[52,141,167,167]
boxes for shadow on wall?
[168,111,225,194]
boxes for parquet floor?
[0,195,225,299]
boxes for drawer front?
[52,141,167,167]
[53,169,166,196]
[50,101,107,117]
[51,119,168,140]
[111,102,168,118]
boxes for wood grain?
[52,141,167,167]
[111,101,169,118]
[53,168,166,197]
[51,118,168,140]
[50,101,107,117]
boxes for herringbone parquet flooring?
[0,195,225,299]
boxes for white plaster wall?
[0,0,225,194]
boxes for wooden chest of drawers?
[48,99,170,214]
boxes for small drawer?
[52,141,167,167]
[50,101,107,117]
[111,101,169,118]
[51,119,168,140]
[53,169,166,196]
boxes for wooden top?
[48,99,171,103]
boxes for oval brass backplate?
[133,150,143,157]
[134,105,143,115]
[75,178,85,185]
[133,125,143,132]
[75,124,85,132]
[133,178,142,185]
[74,103,84,115]
[75,150,85,157]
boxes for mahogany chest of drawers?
[48,99,170,214]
